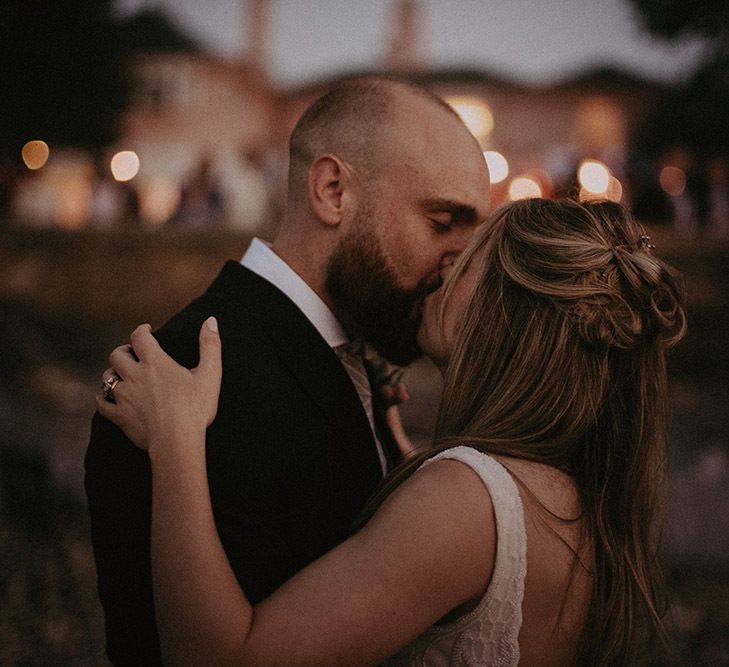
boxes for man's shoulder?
[152,263,261,359]
[154,261,323,366]
[173,260,312,320]
[200,260,271,308]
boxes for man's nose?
[440,226,475,272]
[439,260,455,283]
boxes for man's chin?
[378,344,423,368]
[409,299,425,323]
[365,319,424,366]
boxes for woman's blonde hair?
[361,198,686,664]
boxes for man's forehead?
[385,114,485,176]
[381,92,462,141]
[397,157,491,215]
[376,99,490,214]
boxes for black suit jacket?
[85,262,390,665]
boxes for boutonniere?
[361,342,416,459]
[361,343,409,408]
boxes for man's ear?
[307,154,354,226]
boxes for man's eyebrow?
[421,199,479,224]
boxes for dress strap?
[418,446,527,664]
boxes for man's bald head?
[287,76,462,204]
[275,76,490,364]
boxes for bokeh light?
[508,176,542,200]
[483,151,509,184]
[110,151,140,182]
[445,95,494,142]
[580,176,623,203]
[606,176,623,203]
[528,168,553,196]
[21,140,50,170]
[54,160,94,229]
[138,177,181,227]
[577,159,611,194]
[659,166,687,197]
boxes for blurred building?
[10,0,703,231]
[108,4,280,231]
[283,66,667,209]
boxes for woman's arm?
[385,401,418,459]
[148,425,251,664]
[97,321,496,666]
[150,440,495,666]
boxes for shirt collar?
[241,238,348,348]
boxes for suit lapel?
[209,262,382,482]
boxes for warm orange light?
[138,177,181,227]
[605,176,623,203]
[22,140,50,170]
[580,176,623,203]
[659,166,687,197]
[574,97,626,156]
[445,96,494,142]
[508,176,542,201]
[110,151,140,182]
[578,160,611,194]
[483,151,509,184]
[56,171,92,229]
[528,168,553,196]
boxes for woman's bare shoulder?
[490,454,580,518]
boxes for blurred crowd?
[629,151,729,239]
[1,144,288,237]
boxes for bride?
[97,198,685,665]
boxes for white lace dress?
[384,446,527,666]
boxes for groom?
[85,76,491,665]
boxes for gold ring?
[102,374,120,401]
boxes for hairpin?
[639,234,655,251]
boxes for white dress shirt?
[241,238,348,347]
[241,238,388,474]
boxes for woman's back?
[498,456,593,665]
[386,448,592,666]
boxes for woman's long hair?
[359,198,686,664]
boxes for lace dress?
[384,446,527,666]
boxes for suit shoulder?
[153,264,265,362]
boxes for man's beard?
[325,210,435,366]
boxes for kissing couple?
[86,76,686,666]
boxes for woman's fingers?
[129,323,159,361]
[95,317,222,447]
[96,377,126,419]
[195,317,222,384]
[109,345,136,378]
[194,317,222,427]
[95,385,147,451]
[96,391,116,418]
[100,367,122,402]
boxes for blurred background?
[1,0,728,663]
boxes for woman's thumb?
[196,316,222,381]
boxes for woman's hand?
[96,317,222,457]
